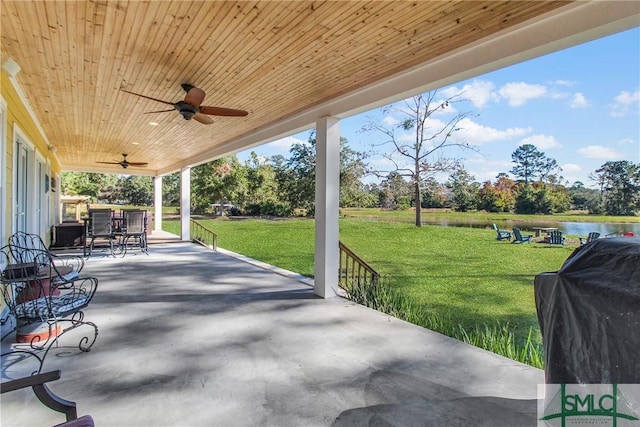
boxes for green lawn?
[163,215,577,345]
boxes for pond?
[422,219,640,237]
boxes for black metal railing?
[190,219,217,251]
[338,240,379,290]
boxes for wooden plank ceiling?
[1,1,571,175]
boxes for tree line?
[61,138,639,218]
[61,92,639,219]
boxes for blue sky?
[237,27,640,189]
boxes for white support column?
[153,176,163,232]
[314,116,340,298]
[180,166,190,241]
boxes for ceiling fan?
[121,83,248,124]
[96,154,148,169]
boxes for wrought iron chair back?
[1,244,99,373]
[8,231,84,276]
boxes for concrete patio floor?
[1,241,544,426]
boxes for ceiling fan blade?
[199,105,248,117]
[121,89,175,106]
[184,87,206,107]
[127,162,148,167]
[143,109,175,114]
[192,113,214,125]
[96,161,121,165]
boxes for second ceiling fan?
[122,83,248,125]
[96,153,148,169]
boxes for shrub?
[342,277,544,369]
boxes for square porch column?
[153,175,163,232]
[180,166,190,241]
[314,116,340,298]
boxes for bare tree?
[362,90,477,226]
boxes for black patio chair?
[84,209,116,257]
[120,210,149,256]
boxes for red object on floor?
[624,232,635,237]
[16,322,62,343]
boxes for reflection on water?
[422,219,640,236]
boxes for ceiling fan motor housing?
[176,101,196,120]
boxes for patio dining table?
[532,227,558,237]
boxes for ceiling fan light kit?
[177,102,196,120]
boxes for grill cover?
[534,237,640,384]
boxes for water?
[422,219,640,237]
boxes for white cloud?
[561,163,582,173]
[570,92,590,108]
[454,118,531,145]
[382,114,401,126]
[463,156,513,183]
[442,79,498,108]
[552,80,576,87]
[259,136,305,154]
[498,82,547,106]
[520,134,561,150]
[610,89,640,117]
[577,145,624,159]
[550,91,570,101]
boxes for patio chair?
[512,228,533,244]
[546,230,565,245]
[119,210,148,256]
[579,232,600,246]
[0,244,98,373]
[84,209,116,257]
[8,231,84,281]
[492,224,511,241]
[1,370,94,427]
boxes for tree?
[362,90,476,226]
[191,156,247,214]
[379,172,411,210]
[593,160,640,216]
[510,144,561,185]
[162,172,180,207]
[281,137,317,215]
[421,178,447,208]
[275,132,371,215]
[446,168,479,212]
[61,171,117,201]
[120,175,153,206]
[476,182,499,212]
[339,143,372,208]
